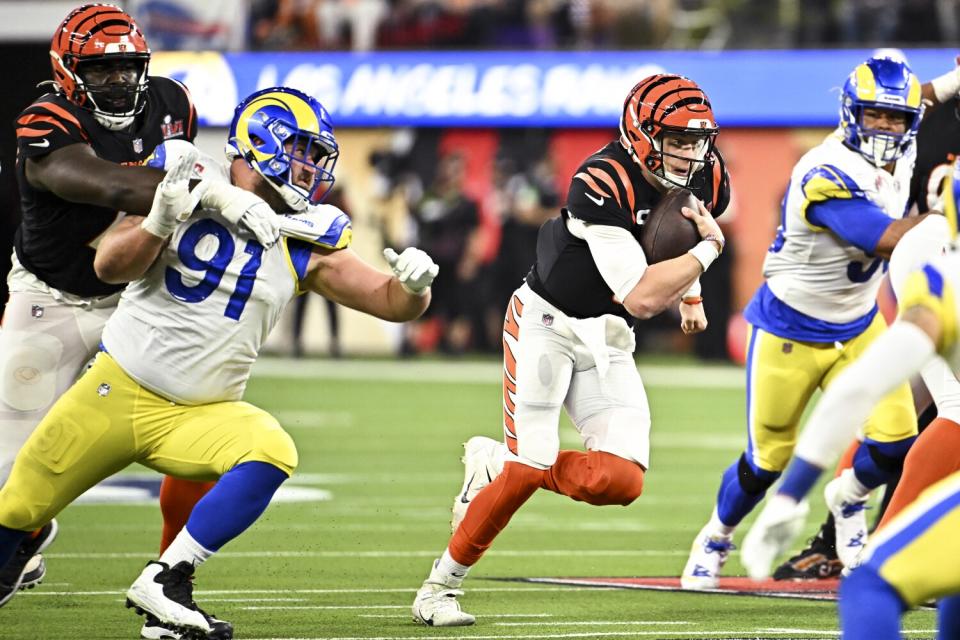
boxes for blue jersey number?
[847,257,886,283]
[165,219,264,321]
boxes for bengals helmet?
[49,4,151,130]
[619,74,719,189]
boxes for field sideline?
[2,357,936,639]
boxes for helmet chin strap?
[93,111,135,131]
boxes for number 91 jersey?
[101,207,350,405]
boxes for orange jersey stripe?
[504,297,521,341]
[17,113,70,135]
[574,172,611,199]
[587,167,622,208]
[16,127,53,138]
[31,102,85,135]
[598,158,634,211]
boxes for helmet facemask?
[71,55,149,130]
[842,100,918,167]
[646,127,717,190]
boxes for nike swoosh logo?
[585,192,604,206]
[459,476,475,503]
[29,139,50,148]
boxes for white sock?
[427,549,471,588]
[159,528,214,570]
[708,507,735,538]
[837,468,871,504]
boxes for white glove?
[383,247,439,295]
[200,180,280,248]
[141,149,207,239]
[740,494,811,580]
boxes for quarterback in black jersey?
[1,4,214,619]
[410,74,728,627]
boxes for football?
[639,188,701,264]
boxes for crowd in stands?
[125,0,957,53]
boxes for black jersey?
[526,141,730,323]
[13,76,197,298]
[911,98,960,213]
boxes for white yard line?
[239,632,843,640]
[44,549,686,560]
[494,621,692,627]
[252,358,744,389]
[20,586,627,597]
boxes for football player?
[0,86,438,639]
[773,73,960,584]
[740,160,960,639]
[678,55,960,590]
[0,3,224,614]
[410,74,730,626]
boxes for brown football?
[639,188,701,264]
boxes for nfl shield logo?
[133,138,143,153]
[542,313,554,327]
[782,342,793,354]
[97,383,111,397]
[31,305,44,318]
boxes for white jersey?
[762,133,914,324]
[102,205,351,404]
[899,248,960,373]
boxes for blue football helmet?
[840,56,923,167]
[228,87,338,211]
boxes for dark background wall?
[2,42,50,320]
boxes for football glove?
[383,247,439,295]
[141,149,209,239]
[200,181,281,248]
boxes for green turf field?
[2,358,936,639]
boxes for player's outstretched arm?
[25,143,166,216]
[301,246,434,322]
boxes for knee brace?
[577,451,645,506]
[738,453,779,494]
[0,331,63,412]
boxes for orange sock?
[159,476,216,553]
[448,461,543,566]
[541,450,644,506]
[835,440,859,478]
[877,417,960,530]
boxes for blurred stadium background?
[0,2,954,638]
[4,0,958,363]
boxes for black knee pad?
[737,453,778,495]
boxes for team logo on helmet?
[619,74,719,190]
[839,55,923,167]
[228,87,338,212]
[49,3,151,130]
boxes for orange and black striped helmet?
[49,4,150,128]
[619,74,718,189]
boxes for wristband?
[682,296,703,305]
[688,240,720,272]
[931,68,960,103]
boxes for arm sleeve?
[800,163,893,253]
[806,198,894,254]
[15,101,89,160]
[566,215,647,301]
[794,321,936,468]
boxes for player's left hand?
[383,247,439,295]
[141,149,208,239]
[679,299,708,334]
[740,494,811,580]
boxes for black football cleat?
[773,513,843,580]
[0,519,59,607]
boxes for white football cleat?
[126,561,232,639]
[824,471,869,568]
[740,495,810,580]
[140,614,183,640]
[412,582,475,627]
[451,436,503,533]
[681,524,735,590]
